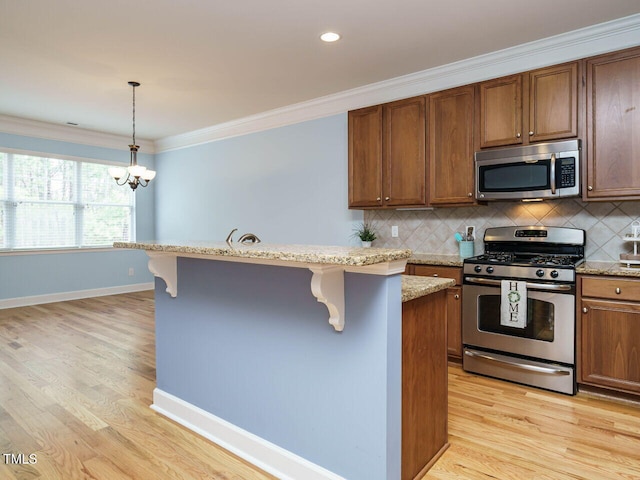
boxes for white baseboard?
[0,282,154,309]
[151,388,345,480]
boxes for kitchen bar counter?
[116,240,449,480]
[115,240,412,333]
[115,240,412,267]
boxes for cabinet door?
[581,299,640,394]
[428,86,475,205]
[383,97,427,207]
[586,47,640,200]
[348,106,383,208]
[479,74,523,148]
[412,265,463,359]
[529,62,578,142]
[447,286,462,358]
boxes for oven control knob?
[536,269,545,278]
[474,265,482,273]
[486,266,494,274]
[550,270,559,278]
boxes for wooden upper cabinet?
[348,97,427,209]
[479,74,523,148]
[383,96,427,207]
[586,47,640,200]
[528,62,578,142]
[479,62,579,148]
[348,105,383,207]
[428,85,476,205]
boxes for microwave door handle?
[464,276,572,291]
[550,153,556,195]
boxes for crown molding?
[155,13,640,153]
[0,114,155,153]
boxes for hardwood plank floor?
[1,292,639,479]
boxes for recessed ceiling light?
[320,32,340,43]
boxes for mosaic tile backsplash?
[365,199,640,262]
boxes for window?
[0,150,135,250]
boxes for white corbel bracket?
[147,252,177,297]
[309,265,345,332]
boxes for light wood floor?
[1,292,639,479]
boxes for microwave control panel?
[558,158,576,187]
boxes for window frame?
[0,147,136,253]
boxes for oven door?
[462,279,575,365]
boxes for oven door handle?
[464,349,571,376]
[464,276,572,291]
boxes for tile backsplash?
[365,199,640,262]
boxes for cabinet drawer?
[582,277,640,302]
[412,265,462,285]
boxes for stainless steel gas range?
[462,226,585,395]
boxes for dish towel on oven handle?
[500,280,527,328]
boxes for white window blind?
[0,150,135,250]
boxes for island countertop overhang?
[115,240,414,333]
[114,240,412,267]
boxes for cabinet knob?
[582,307,588,313]
[385,196,390,201]
[529,131,534,136]
[516,133,521,138]
[467,192,473,197]
[454,294,460,300]
[615,287,621,294]
[376,197,381,202]
[587,186,593,191]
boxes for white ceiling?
[1,0,640,141]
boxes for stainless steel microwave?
[475,140,581,201]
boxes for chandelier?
[108,81,156,190]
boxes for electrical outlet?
[128,267,134,276]
[464,225,476,241]
[391,225,399,238]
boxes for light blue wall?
[155,258,402,479]
[0,133,155,301]
[1,113,363,301]
[155,114,362,245]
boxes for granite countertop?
[114,240,412,267]
[408,253,463,267]
[401,275,455,302]
[577,261,640,278]
[408,254,640,278]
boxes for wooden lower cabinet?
[579,275,640,395]
[446,286,462,357]
[402,290,449,480]
[412,265,463,359]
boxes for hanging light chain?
[131,82,136,146]
[128,80,140,147]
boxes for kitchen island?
[114,240,452,480]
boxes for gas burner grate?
[529,255,582,266]
[476,252,515,263]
